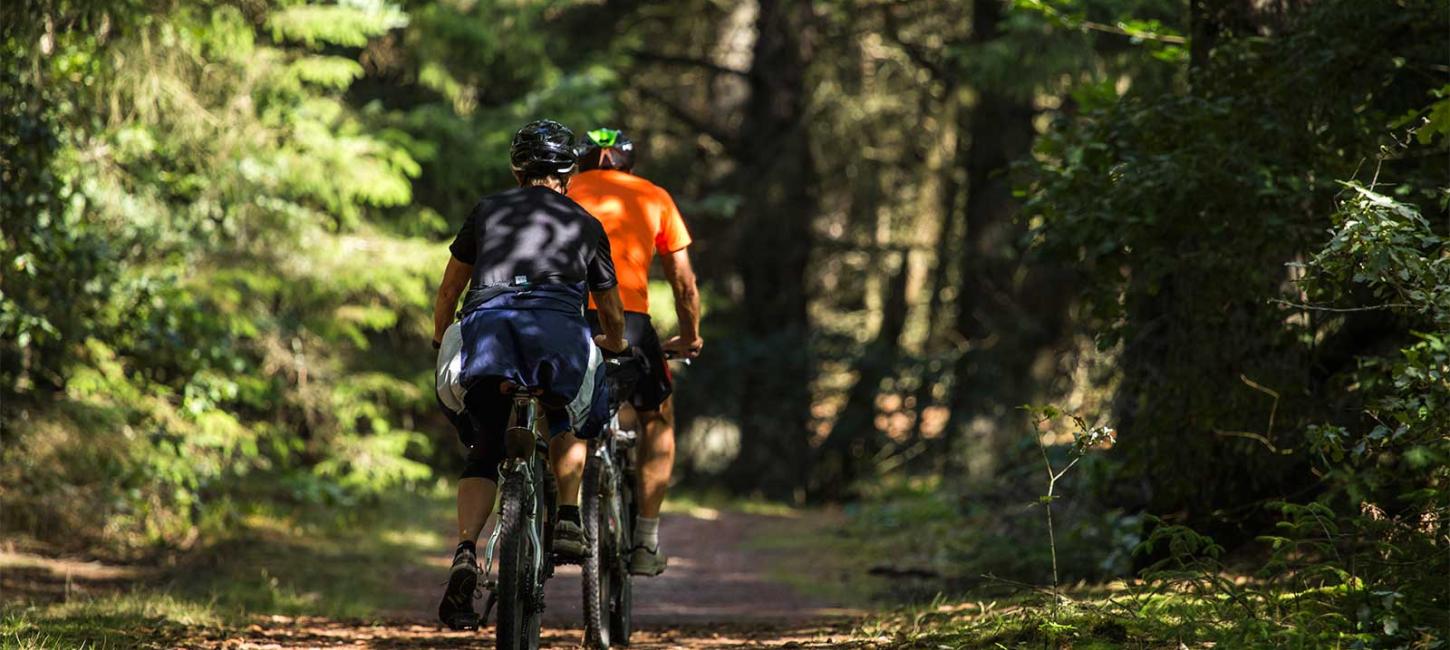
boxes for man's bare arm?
[432,257,473,346]
[590,287,629,353]
[660,247,703,356]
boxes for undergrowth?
[0,485,452,648]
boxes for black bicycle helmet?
[510,120,578,178]
[577,127,635,172]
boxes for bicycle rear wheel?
[495,470,542,650]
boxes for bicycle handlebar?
[602,346,695,366]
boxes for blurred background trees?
[3,0,1446,639]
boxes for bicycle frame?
[590,409,634,552]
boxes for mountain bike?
[479,385,559,650]
[581,351,686,648]
[581,355,640,648]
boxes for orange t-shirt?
[569,170,692,314]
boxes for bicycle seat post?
[505,387,539,460]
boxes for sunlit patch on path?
[0,550,156,604]
[540,510,858,627]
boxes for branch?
[1238,374,1280,440]
[1019,1,1188,45]
[625,49,749,78]
[1269,298,1414,313]
[979,573,1062,600]
[1212,430,1294,455]
[1077,20,1188,44]
[1050,456,1081,483]
[1034,419,1056,483]
[631,86,738,155]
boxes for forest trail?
[6,509,871,649]
[368,508,862,649]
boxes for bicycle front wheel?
[582,455,613,648]
[495,471,542,650]
[609,461,634,645]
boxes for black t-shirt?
[449,186,618,293]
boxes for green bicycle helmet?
[577,127,635,172]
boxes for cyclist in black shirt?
[431,120,628,630]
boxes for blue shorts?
[450,284,608,442]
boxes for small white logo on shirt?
[514,275,528,285]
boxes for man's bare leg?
[637,396,676,519]
[456,477,498,544]
[630,396,675,575]
[550,430,587,507]
[549,429,589,557]
[441,476,496,628]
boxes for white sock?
[635,516,660,551]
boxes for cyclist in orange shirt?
[569,128,702,576]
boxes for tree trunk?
[815,250,911,499]
[939,0,1037,477]
[905,87,963,468]
[724,0,816,501]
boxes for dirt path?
[13,509,867,648]
[199,617,861,649]
[224,510,857,648]
[559,509,852,625]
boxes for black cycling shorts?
[585,310,672,412]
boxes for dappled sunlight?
[377,527,445,551]
[679,416,740,474]
[669,505,722,521]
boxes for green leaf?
[288,56,365,89]
[269,4,407,49]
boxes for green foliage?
[1012,0,1188,64]
[380,0,617,230]
[865,504,1438,648]
[1025,0,1449,528]
[268,2,407,48]
[1,0,640,553]
[1017,0,1448,644]
[1290,184,1450,644]
[2,593,217,649]
[1304,183,1449,327]
[1,0,435,551]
